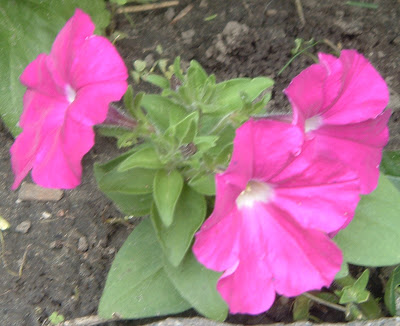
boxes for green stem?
[278,41,320,75]
[302,292,347,313]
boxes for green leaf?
[99,167,155,194]
[188,173,215,196]
[0,0,110,136]
[151,185,206,266]
[153,169,184,227]
[98,219,191,319]
[141,95,186,132]
[210,77,274,114]
[164,251,228,321]
[186,60,208,98]
[145,74,170,89]
[118,145,163,172]
[173,56,184,81]
[334,174,400,266]
[293,296,311,321]
[381,151,400,177]
[387,175,400,191]
[335,261,349,279]
[338,269,370,304]
[385,265,400,316]
[168,111,199,145]
[94,152,153,216]
[134,59,147,72]
[123,85,134,113]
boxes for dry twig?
[58,315,106,326]
[18,244,31,278]
[116,1,179,14]
[170,4,194,25]
[294,0,306,27]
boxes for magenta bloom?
[193,119,361,314]
[10,9,128,189]
[285,50,390,194]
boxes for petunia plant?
[7,8,400,323]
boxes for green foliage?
[384,266,400,316]
[381,150,400,191]
[94,150,153,216]
[381,151,400,177]
[0,0,110,136]
[97,58,274,320]
[334,174,400,266]
[153,169,184,227]
[336,270,370,304]
[164,252,228,321]
[151,185,206,266]
[48,312,65,324]
[118,145,163,171]
[99,218,228,320]
[98,219,191,319]
[292,296,311,321]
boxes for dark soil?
[0,1,399,325]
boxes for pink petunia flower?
[193,119,361,315]
[285,50,390,194]
[10,9,128,189]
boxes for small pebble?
[182,29,195,43]
[265,9,278,16]
[199,0,208,8]
[164,7,175,21]
[98,239,108,248]
[393,36,400,45]
[144,53,155,67]
[40,211,52,220]
[78,237,89,252]
[49,240,63,249]
[15,221,31,234]
[18,182,63,202]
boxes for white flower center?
[65,84,76,103]
[236,180,275,209]
[304,115,323,132]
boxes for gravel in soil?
[0,1,399,325]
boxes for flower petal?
[31,116,95,188]
[263,204,343,297]
[50,9,95,82]
[320,50,389,124]
[10,126,40,190]
[286,50,389,128]
[215,203,276,315]
[10,91,69,189]
[285,63,338,127]
[230,119,303,182]
[217,253,275,315]
[68,81,127,126]
[271,142,360,233]
[311,110,391,194]
[20,54,65,98]
[69,35,128,90]
[193,204,241,272]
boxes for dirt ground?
[0,1,399,325]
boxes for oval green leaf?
[164,252,228,321]
[334,174,400,266]
[153,169,184,227]
[98,219,191,318]
[151,185,206,266]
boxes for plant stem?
[302,292,347,313]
